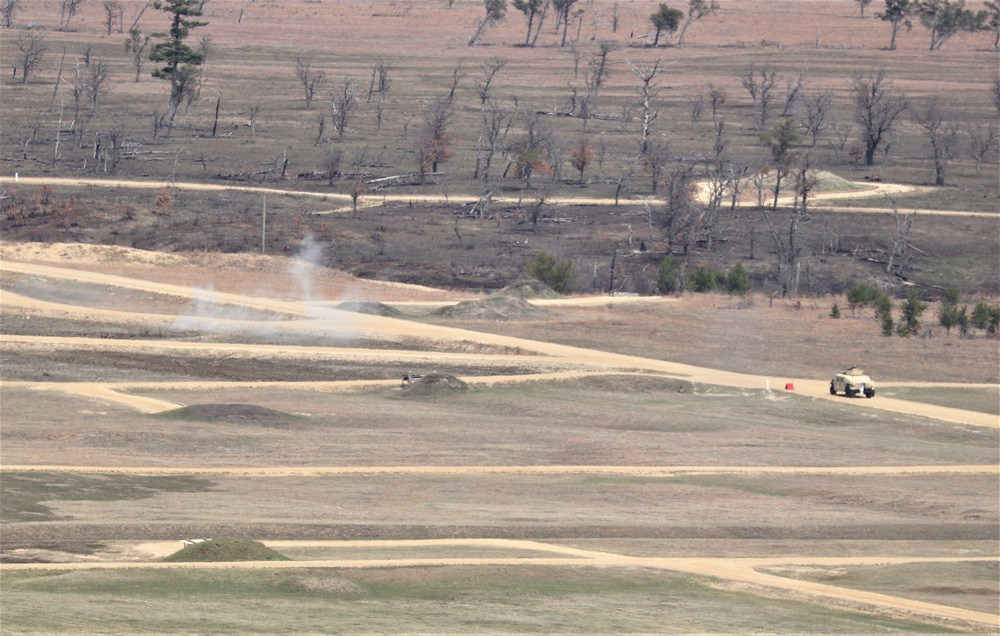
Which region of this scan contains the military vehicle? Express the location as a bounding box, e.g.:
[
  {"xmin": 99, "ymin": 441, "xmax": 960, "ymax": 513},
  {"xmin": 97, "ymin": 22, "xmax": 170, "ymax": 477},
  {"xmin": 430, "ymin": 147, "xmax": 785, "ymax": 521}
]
[{"xmin": 830, "ymin": 366, "xmax": 875, "ymax": 398}]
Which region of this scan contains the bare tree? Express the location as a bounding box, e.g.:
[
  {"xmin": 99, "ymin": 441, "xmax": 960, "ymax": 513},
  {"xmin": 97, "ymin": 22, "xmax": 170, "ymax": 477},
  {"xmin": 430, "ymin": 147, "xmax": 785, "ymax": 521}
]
[
  {"xmin": 511, "ymin": 110, "xmax": 554, "ymax": 192},
  {"xmin": 707, "ymin": 84, "xmax": 726, "ymax": 123},
  {"xmin": 15, "ymin": 121, "xmax": 40, "ymax": 160},
  {"xmin": 801, "ymin": 90, "xmax": 833, "ymax": 147},
  {"xmin": 476, "ymin": 97, "xmax": 515, "ymax": 182},
  {"xmin": 104, "ymin": 122, "xmax": 127, "ymax": 174},
  {"xmin": 446, "ymin": 63, "xmax": 463, "ymax": 104},
  {"xmin": 1, "ymin": 0, "xmax": 20, "ymax": 28},
  {"xmin": 476, "ymin": 57, "xmax": 507, "ymax": 109},
  {"xmin": 781, "ymin": 67, "xmax": 807, "ymax": 118},
  {"xmin": 912, "ymin": 98, "xmax": 958, "ymax": 185},
  {"xmin": 331, "ymin": 77, "xmax": 356, "ymax": 138},
  {"xmin": 584, "ymin": 40, "xmax": 617, "ymax": 115},
  {"xmin": 246, "ymin": 102, "xmax": 263, "ymax": 138},
  {"xmin": 366, "ymin": 60, "xmax": 391, "ymax": 103},
  {"xmin": 416, "ymin": 98, "xmax": 454, "ymax": 181},
  {"xmin": 124, "ymin": 28, "xmax": 149, "ymax": 82},
  {"xmin": 322, "ymin": 147, "xmax": 342, "ymax": 186},
  {"xmin": 103, "ymin": 1, "xmax": 122, "ymax": 34},
  {"xmin": 87, "ymin": 59, "xmax": 112, "ymax": 112},
  {"xmin": 739, "ymin": 63, "xmax": 779, "ymax": 128},
  {"xmin": 852, "ymin": 69, "xmax": 908, "ymax": 166},
  {"xmin": 968, "ymin": 121, "xmax": 997, "ymax": 177},
  {"xmin": 60, "ymin": 0, "xmax": 86, "ymax": 29},
  {"xmin": 884, "ymin": 195, "xmax": 915, "ymax": 275},
  {"xmin": 627, "ymin": 58, "xmax": 668, "ymax": 154},
  {"xmin": 569, "ymin": 138, "xmax": 592, "ymax": 181},
  {"xmin": 15, "ymin": 32, "xmax": 47, "ymax": 84},
  {"xmin": 295, "ymin": 56, "xmax": 325, "ymax": 109}
]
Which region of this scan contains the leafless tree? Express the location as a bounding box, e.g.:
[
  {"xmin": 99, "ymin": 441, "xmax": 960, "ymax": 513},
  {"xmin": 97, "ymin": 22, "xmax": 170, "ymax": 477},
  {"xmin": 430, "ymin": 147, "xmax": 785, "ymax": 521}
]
[
  {"xmin": 511, "ymin": 109, "xmax": 554, "ymax": 192},
  {"xmin": 912, "ymin": 98, "xmax": 958, "ymax": 185},
  {"xmin": 968, "ymin": 121, "xmax": 997, "ymax": 177},
  {"xmin": 476, "ymin": 57, "xmax": 507, "ymax": 109},
  {"xmin": 15, "ymin": 121, "xmax": 40, "ymax": 159},
  {"xmin": 800, "ymin": 90, "xmax": 833, "ymax": 147},
  {"xmin": 15, "ymin": 32, "xmax": 47, "ymax": 84},
  {"xmin": 739, "ymin": 63, "xmax": 779, "ymax": 128},
  {"xmin": 124, "ymin": 28, "xmax": 149, "ymax": 82},
  {"xmin": 246, "ymin": 102, "xmax": 263, "ymax": 138},
  {"xmin": 322, "ymin": 147, "xmax": 342, "ymax": 186},
  {"xmin": 446, "ymin": 63, "xmax": 463, "ymax": 104},
  {"xmin": 475, "ymin": 97, "xmax": 516, "ymax": 182},
  {"xmin": 416, "ymin": 98, "xmax": 454, "ymax": 181},
  {"xmin": 661, "ymin": 160, "xmax": 701, "ymax": 257},
  {"xmin": 585, "ymin": 40, "xmax": 617, "ymax": 111},
  {"xmin": 60, "ymin": 0, "xmax": 86, "ymax": 30},
  {"xmin": 707, "ymin": 84, "xmax": 726, "ymax": 123},
  {"xmin": 198, "ymin": 35, "xmax": 214, "ymax": 62},
  {"xmin": 781, "ymin": 67, "xmax": 807, "ymax": 118},
  {"xmin": 852, "ymin": 69, "xmax": 908, "ymax": 166},
  {"xmin": 87, "ymin": 59, "xmax": 112, "ymax": 112},
  {"xmin": 627, "ymin": 58, "xmax": 669, "ymax": 154},
  {"xmin": 313, "ymin": 113, "xmax": 327, "ymax": 145},
  {"xmin": 103, "ymin": 1, "xmax": 123, "ymax": 34},
  {"xmin": 104, "ymin": 122, "xmax": 127, "ymax": 174},
  {"xmin": 1, "ymin": 0, "xmax": 20, "ymax": 28},
  {"xmin": 366, "ymin": 60, "xmax": 391, "ymax": 103},
  {"xmin": 295, "ymin": 56, "xmax": 325, "ymax": 109},
  {"xmin": 331, "ymin": 77, "xmax": 356, "ymax": 138},
  {"xmin": 884, "ymin": 195, "xmax": 915, "ymax": 275}
]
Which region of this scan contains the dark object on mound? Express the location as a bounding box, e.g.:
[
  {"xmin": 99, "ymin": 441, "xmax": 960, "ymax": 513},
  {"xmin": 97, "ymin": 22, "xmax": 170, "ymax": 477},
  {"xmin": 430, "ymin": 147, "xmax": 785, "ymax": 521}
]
[
  {"xmin": 398, "ymin": 372, "xmax": 469, "ymax": 397},
  {"xmin": 162, "ymin": 538, "xmax": 290, "ymax": 562},
  {"xmin": 158, "ymin": 404, "xmax": 299, "ymax": 428},
  {"xmin": 335, "ymin": 301, "xmax": 403, "ymax": 317}
]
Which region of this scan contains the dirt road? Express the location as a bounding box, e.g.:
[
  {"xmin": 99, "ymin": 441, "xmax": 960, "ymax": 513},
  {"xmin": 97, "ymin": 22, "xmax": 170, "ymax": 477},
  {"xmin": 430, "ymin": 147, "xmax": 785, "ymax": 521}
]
[
  {"xmin": 2, "ymin": 247, "xmax": 997, "ymax": 631},
  {"xmin": 3, "ymin": 175, "xmax": 995, "ymax": 218},
  {"xmin": 4, "ymin": 538, "xmax": 996, "ymax": 629},
  {"xmin": 3, "ymin": 260, "xmax": 996, "ymax": 427}
]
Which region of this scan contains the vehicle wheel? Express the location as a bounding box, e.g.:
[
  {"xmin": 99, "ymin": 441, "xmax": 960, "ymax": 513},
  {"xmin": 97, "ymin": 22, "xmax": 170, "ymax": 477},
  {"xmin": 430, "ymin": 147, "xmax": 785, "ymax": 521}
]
[
  {"xmin": 864, "ymin": 389, "xmax": 875, "ymax": 398},
  {"xmin": 844, "ymin": 387, "xmax": 856, "ymax": 398},
  {"xmin": 829, "ymin": 383, "xmax": 837, "ymax": 395}
]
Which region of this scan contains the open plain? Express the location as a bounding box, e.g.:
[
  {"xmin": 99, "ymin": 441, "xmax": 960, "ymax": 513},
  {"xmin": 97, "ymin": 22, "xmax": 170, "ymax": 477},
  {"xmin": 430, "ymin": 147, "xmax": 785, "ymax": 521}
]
[
  {"xmin": 1, "ymin": 240, "xmax": 998, "ymax": 633},
  {"xmin": 2, "ymin": 0, "xmax": 1000, "ymax": 633}
]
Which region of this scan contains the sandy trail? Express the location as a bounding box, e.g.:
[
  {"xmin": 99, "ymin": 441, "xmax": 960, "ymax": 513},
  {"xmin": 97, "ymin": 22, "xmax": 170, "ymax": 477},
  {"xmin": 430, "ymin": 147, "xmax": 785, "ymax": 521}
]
[
  {"xmin": 4, "ymin": 538, "xmax": 996, "ymax": 629},
  {"xmin": 3, "ymin": 245, "xmax": 998, "ymax": 631},
  {"xmin": 2, "ymin": 175, "xmax": 994, "ymax": 218},
  {"xmin": 3, "ymin": 260, "xmax": 997, "ymax": 428},
  {"xmin": 3, "ymin": 464, "xmax": 994, "ymax": 477}
]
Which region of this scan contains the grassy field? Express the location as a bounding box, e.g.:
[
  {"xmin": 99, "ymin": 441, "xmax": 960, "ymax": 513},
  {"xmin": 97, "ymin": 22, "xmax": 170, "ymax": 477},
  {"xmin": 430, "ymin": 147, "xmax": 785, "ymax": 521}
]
[
  {"xmin": 1, "ymin": 1, "xmax": 998, "ymax": 632},
  {"xmin": 2, "ymin": 565, "xmax": 969, "ymax": 634}
]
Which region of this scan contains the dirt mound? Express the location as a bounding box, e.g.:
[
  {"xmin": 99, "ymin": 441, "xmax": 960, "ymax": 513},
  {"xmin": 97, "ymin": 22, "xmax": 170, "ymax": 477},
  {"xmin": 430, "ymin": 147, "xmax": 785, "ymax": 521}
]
[
  {"xmin": 336, "ymin": 301, "xmax": 404, "ymax": 318},
  {"xmin": 162, "ymin": 539, "xmax": 289, "ymax": 562},
  {"xmin": 433, "ymin": 296, "xmax": 542, "ymax": 322},
  {"xmin": 490, "ymin": 279, "xmax": 562, "ymax": 300},
  {"xmin": 398, "ymin": 372, "xmax": 469, "ymax": 397},
  {"xmin": 157, "ymin": 404, "xmax": 300, "ymax": 428}
]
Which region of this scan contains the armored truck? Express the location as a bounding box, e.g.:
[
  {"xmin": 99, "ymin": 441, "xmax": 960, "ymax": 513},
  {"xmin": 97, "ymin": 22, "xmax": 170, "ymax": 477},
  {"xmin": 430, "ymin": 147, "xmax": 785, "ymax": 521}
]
[{"xmin": 830, "ymin": 366, "xmax": 875, "ymax": 398}]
